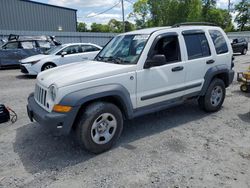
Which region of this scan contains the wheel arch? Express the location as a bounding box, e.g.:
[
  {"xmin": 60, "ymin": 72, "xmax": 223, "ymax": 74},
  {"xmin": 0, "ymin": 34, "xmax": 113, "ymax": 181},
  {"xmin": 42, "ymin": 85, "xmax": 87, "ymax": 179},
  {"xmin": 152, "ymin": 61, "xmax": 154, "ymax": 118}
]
[
  {"xmin": 200, "ymin": 65, "xmax": 232, "ymax": 96},
  {"xmin": 41, "ymin": 62, "xmax": 56, "ymax": 71},
  {"xmin": 60, "ymin": 84, "xmax": 134, "ymax": 124}
]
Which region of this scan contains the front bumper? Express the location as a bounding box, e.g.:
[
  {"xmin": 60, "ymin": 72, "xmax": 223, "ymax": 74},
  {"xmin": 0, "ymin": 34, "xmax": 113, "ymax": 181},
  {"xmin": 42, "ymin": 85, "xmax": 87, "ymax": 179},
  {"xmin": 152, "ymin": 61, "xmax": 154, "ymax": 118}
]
[
  {"xmin": 27, "ymin": 93, "xmax": 79, "ymax": 135},
  {"xmin": 20, "ymin": 64, "xmax": 38, "ymax": 75}
]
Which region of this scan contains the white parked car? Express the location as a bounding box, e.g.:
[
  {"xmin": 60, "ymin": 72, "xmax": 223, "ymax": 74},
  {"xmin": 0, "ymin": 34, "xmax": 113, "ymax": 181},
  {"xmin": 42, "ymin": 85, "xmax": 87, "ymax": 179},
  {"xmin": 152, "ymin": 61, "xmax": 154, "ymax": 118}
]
[{"xmin": 20, "ymin": 43, "xmax": 102, "ymax": 75}]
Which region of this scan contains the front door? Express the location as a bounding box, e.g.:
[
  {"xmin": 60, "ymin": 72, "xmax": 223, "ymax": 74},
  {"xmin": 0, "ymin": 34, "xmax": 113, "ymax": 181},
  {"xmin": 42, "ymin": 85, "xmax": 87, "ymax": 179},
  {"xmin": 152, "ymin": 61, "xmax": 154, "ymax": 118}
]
[
  {"xmin": 58, "ymin": 45, "xmax": 82, "ymax": 65},
  {"xmin": 0, "ymin": 41, "xmax": 22, "ymax": 66},
  {"xmin": 136, "ymin": 34, "xmax": 186, "ymax": 108}
]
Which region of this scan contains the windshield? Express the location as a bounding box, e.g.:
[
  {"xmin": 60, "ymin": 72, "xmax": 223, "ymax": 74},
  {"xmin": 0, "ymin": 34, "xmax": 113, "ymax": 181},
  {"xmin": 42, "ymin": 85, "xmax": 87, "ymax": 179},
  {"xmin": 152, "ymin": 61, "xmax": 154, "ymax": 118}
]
[
  {"xmin": 95, "ymin": 34, "xmax": 149, "ymax": 64},
  {"xmin": 44, "ymin": 45, "xmax": 64, "ymax": 55}
]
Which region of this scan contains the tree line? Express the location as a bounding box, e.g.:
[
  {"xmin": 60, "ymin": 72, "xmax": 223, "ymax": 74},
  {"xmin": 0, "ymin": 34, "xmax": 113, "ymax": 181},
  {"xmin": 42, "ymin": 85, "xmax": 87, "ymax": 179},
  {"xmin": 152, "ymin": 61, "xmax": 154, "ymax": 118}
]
[{"xmin": 77, "ymin": 0, "xmax": 250, "ymax": 33}]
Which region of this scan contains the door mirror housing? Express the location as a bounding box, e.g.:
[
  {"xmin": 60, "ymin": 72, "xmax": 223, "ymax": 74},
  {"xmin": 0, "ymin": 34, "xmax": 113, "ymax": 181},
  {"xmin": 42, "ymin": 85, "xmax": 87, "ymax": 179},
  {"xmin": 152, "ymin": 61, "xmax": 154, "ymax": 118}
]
[
  {"xmin": 144, "ymin": 54, "xmax": 166, "ymax": 69},
  {"xmin": 61, "ymin": 51, "xmax": 67, "ymax": 57},
  {"xmin": 232, "ymin": 39, "xmax": 238, "ymax": 44}
]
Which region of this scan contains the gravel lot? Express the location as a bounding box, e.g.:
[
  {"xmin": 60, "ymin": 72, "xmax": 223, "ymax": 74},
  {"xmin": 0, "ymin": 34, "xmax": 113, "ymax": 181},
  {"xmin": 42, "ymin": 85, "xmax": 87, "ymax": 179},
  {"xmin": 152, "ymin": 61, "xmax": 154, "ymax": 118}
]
[{"xmin": 0, "ymin": 53, "xmax": 249, "ymax": 188}]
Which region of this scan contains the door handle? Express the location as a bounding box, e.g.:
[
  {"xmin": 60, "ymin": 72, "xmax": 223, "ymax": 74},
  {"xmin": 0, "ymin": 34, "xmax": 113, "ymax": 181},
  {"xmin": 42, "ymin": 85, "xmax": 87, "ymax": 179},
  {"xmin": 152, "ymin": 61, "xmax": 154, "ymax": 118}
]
[
  {"xmin": 206, "ymin": 59, "xmax": 215, "ymax": 64},
  {"xmin": 172, "ymin": 66, "xmax": 184, "ymax": 72}
]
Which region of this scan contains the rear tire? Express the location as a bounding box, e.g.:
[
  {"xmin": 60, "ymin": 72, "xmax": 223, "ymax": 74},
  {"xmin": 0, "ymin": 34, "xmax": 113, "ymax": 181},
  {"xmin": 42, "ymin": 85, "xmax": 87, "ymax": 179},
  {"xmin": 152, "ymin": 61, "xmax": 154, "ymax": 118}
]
[
  {"xmin": 198, "ymin": 78, "xmax": 225, "ymax": 112},
  {"xmin": 41, "ymin": 63, "xmax": 56, "ymax": 71},
  {"xmin": 75, "ymin": 102, "xmax": 123, "ymax": 154},
  {"xmin": 241, "ymin": 48, "xmax": 247, "ymax": 55}
]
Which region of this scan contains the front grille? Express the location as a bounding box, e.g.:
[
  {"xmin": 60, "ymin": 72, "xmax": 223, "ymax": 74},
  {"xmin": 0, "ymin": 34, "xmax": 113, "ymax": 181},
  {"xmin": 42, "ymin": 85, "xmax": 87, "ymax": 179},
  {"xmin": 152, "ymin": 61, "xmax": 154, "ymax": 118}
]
[{"xmin": 35, "ymin": 84, "xmax": 47, "ymax": 107}]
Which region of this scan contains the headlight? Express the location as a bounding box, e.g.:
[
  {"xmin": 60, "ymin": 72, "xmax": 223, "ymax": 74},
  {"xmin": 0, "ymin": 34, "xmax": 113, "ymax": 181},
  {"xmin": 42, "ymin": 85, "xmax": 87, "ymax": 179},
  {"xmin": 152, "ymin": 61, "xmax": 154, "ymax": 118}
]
[
  {"xmin": 30, "ymin": 60, "xmax": 39, "ymax": 65},
  {"xmin": 20, "ymin": 60, "xmax": 39, "ymax": 65},
  {"xmin": 49, "ymin": 84, "xmax": 57, "ymax": 101}
]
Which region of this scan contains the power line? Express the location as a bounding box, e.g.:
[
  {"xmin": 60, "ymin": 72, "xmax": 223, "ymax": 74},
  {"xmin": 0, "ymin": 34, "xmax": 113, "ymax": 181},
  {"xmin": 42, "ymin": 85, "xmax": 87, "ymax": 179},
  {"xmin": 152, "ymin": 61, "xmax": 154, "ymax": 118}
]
[
  {"xmin": 86, "ymin": 1, "xmax": 121, "ymax": 18},
  {"xmin": 124, "ymin": 0, "xmax": 134, "ymax": 4}
]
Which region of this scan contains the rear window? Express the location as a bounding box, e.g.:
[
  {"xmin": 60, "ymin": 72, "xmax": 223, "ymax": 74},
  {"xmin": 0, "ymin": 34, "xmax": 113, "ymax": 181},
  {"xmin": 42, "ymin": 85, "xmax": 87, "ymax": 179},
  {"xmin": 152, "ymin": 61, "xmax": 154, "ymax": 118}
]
[
  {"xmin": 209, "ymin": 30, "xmax": 228, "ymax": 54},
  {"xmin": 184, "ymin": 33, "xmax": 211, "ymax": 60},
  {"xmin": 3, "ymin": 42, "xmax": 19, "ymax": 49}
]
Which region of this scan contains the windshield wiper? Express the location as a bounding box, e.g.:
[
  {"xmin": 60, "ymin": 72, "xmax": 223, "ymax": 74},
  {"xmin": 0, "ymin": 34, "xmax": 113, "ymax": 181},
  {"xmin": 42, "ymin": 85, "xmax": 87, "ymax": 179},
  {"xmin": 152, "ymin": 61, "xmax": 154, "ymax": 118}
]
[
  {"xmin": 96, "ymin": 55, "xmax": 130, "ymax": 64},
  {"xmin": 107, "ymin": 56, "xmax": 122, "ymax": 64}
]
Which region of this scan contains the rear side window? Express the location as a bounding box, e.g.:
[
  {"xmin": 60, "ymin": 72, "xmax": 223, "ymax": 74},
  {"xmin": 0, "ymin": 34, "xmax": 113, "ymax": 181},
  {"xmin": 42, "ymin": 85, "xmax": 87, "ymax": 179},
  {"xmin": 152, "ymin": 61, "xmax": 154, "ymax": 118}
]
[
  {"xmin": 209, "ymin": 30, "xmax": 228, "ymax": 54},
  {"xmin": 21, "ymin": 41, "xmax": 36, "ymax": 49},
  {"xmin": 184, "ymin": 33, "xmax": 211, "ymax": 60},
  {"xmin": 82, "ymin": 45, "xmax": 100, "ymax": 52}
]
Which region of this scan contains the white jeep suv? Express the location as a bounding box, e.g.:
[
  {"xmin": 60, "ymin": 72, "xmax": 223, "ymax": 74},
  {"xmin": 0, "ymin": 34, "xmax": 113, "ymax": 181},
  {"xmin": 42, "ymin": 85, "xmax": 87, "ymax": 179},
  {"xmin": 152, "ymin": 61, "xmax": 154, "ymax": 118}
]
[{"xmin": 27, "ymin": 24, "xmax": 234, "ymax": 153}]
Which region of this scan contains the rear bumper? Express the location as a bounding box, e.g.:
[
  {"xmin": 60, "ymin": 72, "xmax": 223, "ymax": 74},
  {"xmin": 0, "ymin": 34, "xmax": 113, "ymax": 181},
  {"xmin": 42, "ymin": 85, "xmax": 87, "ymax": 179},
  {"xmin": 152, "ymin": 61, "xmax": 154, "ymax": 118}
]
[
  {"xmin": 27, "ymin": 93, "xmax": 79, "ymax": 135},
  {"xmin": 228, "ymin": 69, "xmax": 235, "ymax": 85}
]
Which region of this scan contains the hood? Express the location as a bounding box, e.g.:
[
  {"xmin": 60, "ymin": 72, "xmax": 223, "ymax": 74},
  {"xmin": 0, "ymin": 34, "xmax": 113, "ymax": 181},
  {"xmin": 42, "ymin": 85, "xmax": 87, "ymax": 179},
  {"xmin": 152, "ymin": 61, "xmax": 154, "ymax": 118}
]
[
  {"xmin": 37, "ymin": 61, "xmax": 136, "ymax": 88},
  {"xmin": 20, "ymin": 54, "xmax": 51, "ymax": 63}
]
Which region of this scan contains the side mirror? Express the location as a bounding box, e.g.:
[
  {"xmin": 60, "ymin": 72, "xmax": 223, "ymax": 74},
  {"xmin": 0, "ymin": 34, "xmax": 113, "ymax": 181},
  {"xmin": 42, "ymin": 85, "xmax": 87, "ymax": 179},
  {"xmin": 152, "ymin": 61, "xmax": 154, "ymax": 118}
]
[
  {"xmin": 233, "ymin": 39, "xmax": 238, "ymax": 44},
  {"xmin": 61, "ymin": 51, "xmax": 67, "ymax": 57},
  {"xmin": 144, "ymin": 54, "xmax": 166, "ymax": 69}
]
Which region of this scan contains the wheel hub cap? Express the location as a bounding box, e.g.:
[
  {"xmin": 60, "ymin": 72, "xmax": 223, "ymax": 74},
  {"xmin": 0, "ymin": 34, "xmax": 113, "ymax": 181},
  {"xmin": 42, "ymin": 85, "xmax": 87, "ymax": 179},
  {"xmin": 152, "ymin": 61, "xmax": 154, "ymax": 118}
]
[
  {"xmin": 91, "ymin": 113, "xmax": 117, "ymax": 145},
  {"xmin": 210, "ymin": 86, "xmax": 223, "ymax": 107}
]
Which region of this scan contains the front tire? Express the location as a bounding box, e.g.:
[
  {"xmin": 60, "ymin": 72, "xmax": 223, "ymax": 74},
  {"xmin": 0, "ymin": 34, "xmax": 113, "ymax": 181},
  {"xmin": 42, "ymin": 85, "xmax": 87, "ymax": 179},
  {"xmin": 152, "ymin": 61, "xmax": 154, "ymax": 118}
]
[
  {"xmin": 198, "ymin": 78, "xmax": 226, "ymax": 112},
  {"xmin": 41, "ymin": 63, "xmax": 56, "ymax": 71},
  {"xmin": 76, "ymin": 102, "xmax": 123, "ymax": 154}
]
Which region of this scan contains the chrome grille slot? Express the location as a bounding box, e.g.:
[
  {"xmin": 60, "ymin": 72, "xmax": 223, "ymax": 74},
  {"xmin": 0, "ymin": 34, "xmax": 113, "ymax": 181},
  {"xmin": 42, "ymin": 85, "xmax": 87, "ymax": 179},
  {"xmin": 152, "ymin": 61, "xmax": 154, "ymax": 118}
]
[{"xmin": 34, "ymin": 84, "xmax": 48, "ymax": 108}]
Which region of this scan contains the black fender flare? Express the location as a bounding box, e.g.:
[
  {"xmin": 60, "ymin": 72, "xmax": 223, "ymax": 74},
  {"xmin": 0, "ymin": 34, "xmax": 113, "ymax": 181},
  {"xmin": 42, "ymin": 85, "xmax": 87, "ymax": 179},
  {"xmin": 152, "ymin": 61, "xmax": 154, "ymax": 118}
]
[
  {"xmin": 200, "ymin": 65, "xmax": 233, "ymax": 96},
  {"xmin": 59, "ymin": 84, "xmax": 134, "ymax": 119}
]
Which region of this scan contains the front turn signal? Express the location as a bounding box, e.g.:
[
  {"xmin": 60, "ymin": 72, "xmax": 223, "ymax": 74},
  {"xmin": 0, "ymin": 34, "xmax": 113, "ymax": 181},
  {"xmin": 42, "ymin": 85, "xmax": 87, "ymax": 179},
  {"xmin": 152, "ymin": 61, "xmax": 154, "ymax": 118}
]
[{"xmin": 53, "ymin": 105, "xmax": 72, "ymax": 113}]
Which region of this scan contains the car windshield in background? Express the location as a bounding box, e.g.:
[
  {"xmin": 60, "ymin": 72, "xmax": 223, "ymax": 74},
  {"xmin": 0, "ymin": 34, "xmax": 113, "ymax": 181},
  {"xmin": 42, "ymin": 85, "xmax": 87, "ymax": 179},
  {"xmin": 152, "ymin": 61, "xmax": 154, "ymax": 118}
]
[
  {"xmin": 44, "ymin": 45, "xmax": 64, "ymax": 55},
  {"xmin": 95, "ymin": 34, "xmax": 149, "ymax": 65}
]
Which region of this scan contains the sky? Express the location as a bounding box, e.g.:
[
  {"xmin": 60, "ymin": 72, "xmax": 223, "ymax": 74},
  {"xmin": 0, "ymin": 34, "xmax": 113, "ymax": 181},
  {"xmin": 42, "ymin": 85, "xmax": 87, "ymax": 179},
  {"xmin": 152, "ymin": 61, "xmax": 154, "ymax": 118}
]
[{"xmin": 33, "ymin": 0, "xmax": 239, "ymax": 26}]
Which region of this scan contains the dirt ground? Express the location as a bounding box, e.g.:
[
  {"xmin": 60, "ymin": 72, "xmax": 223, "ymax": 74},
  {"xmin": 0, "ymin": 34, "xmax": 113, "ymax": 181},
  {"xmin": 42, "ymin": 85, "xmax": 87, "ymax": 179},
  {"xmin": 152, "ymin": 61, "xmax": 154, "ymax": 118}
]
[{"xmin": 0, "ymin": 52, "xmax": 249, "ymax": 188}]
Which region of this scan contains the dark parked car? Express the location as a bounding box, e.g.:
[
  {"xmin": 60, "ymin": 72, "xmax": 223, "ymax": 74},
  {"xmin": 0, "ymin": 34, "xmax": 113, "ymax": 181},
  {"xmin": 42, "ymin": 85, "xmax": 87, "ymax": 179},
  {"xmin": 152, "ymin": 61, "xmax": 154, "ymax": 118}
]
[
  {"xmin": 231, "ymin": 38, "xmax": 248, "ymax": 55},
  {"xmin": 0, "ymin": 34, "xmax": 61, "ymax": 68}
]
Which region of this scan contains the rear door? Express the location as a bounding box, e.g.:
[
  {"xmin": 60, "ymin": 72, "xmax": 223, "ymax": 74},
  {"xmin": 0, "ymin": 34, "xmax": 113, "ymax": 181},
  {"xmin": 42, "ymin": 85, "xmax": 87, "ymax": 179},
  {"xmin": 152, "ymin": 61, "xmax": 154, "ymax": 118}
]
[
  {"xmin": 182, "ymin": 30, "xmax": 213, "ymax": 95},
  {"xmin": 208, "ymin": 29, "xmax": 231, "ymax": 67},
  {"xmin": 20, "ymin": 41, "xmax": 39, "ymax": 58},
  {"xmin": 81, "ymin": 45, "xmax": 101, "ymax": 60}
]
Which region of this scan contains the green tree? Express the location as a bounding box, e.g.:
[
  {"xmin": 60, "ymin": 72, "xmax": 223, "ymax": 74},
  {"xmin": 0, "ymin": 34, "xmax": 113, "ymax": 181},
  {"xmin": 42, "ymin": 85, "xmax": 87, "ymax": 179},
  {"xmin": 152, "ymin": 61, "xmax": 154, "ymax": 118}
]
[
  {"xmin": 147, "ymin": 0, "xmax": 202, "ymax": 26},
  {"xmin": 90, "ymin": 23, "xmax": 106, "ymax": 32},
  {"xmin": 125, "ymin": 21, "xmax": 136, "ymax": 32},
  {"xmin": 206, "ymin": 8, "xmax": 233, "ymax": 31},
  {"xmin": 202, "ymin": 0, "xmax": 216, "ymax": 20},
  {"xmin": 234, "ymin": 0, "xmax": 250, "ymax": 31},
  {"xmin": 129, "ymin": 0, "xmax": 150, "ymax": 29},
  {"xmin": 108, "ymin": 19, "xmax": 122, "ymax": 32},
  {"xmin": 77, "ymin": 22, "xmax": 88, "ymax": 32}
]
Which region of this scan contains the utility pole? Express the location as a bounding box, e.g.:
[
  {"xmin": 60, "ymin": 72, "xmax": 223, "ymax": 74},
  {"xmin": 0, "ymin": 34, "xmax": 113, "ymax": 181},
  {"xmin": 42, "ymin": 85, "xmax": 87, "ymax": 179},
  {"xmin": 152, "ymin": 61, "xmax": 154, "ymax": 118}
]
[{"xmin": 121, "ymin": 0, "xmax": 125, "ymax": 32}]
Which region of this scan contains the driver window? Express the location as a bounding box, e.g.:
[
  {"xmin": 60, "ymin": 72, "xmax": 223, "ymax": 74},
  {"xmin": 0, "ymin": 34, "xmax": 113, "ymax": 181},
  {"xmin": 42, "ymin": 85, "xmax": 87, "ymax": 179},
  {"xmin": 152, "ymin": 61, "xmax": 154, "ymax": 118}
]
[
  {"xmin": 61, "ymin": 45, "xmax": 80, "ymax": 55},
  {"xmin": 152, "ymin": 36, "xmax": 181, "ymax": 63}
]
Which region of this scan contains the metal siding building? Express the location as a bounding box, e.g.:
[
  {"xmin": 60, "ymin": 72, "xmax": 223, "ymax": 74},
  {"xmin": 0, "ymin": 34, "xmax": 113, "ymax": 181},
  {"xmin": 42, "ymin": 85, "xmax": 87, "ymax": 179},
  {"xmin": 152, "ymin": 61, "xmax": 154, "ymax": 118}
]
[{"xmin": 0, "ymin": 0, "xmax": 77, "ymax": 32}]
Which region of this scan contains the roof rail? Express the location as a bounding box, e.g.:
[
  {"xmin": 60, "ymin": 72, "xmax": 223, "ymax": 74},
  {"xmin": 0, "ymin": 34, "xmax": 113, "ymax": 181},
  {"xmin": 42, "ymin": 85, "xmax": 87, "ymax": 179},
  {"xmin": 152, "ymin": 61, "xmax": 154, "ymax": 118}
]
[{"xmin": 172, "ymin": 22, "xmax": 217, "ymax": 27}]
